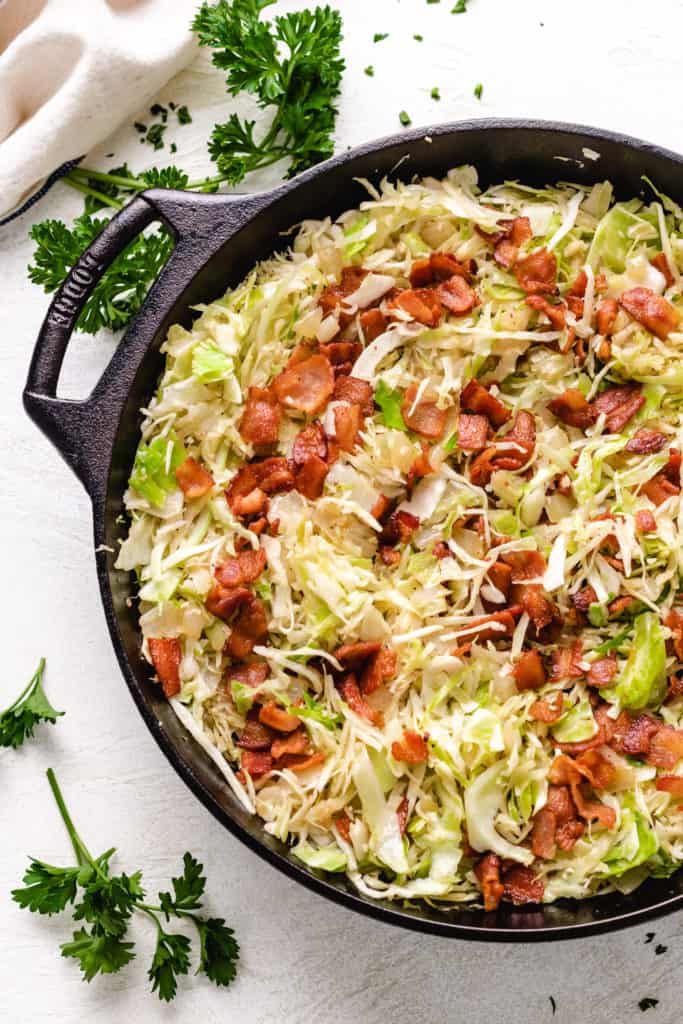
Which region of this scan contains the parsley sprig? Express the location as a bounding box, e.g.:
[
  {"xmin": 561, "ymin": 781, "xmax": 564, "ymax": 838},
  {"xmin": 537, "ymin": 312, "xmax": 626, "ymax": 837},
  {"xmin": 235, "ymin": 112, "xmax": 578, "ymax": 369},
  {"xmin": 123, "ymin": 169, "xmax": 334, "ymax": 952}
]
[
  {"xmin": 12, "ymin": 769, "xmax": 239, "ymax": 1002},
  {"xmin": 192, "ymin": 0, "xmax": 344, "ymax": 183},
  {"xmin": 0, "ymin": 659, "xmax": 62, "ymax": 748}
]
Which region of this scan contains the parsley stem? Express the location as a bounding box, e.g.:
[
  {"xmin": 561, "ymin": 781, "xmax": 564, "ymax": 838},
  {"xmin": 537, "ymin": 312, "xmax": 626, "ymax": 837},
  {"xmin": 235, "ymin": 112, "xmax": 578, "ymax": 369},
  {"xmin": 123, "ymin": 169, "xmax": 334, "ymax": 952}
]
[
  {"xmin": 46, "ymin": 768, "xmax": 94, "ymax": 869},
  {"xmin": 62, "ymin": 175, "xmax": 125, "ymax": 211},
  {"xmin": 5, "ymin": 657, "xmax": 45, "ymax": 713}
]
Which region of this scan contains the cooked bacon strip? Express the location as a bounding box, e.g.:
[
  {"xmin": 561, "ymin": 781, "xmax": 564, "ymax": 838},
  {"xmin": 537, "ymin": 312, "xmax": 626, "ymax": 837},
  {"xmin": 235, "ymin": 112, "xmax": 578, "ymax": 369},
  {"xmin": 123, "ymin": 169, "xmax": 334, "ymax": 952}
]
[
  {"xmin": 529, "ymin": 692, "xmax": 564, "ymax": 723},
  {"xmin": 547, "ymin": 388, "xmax": 596, "ymax": 429},
  {"xmin": 334, "ymin": 403, "xmax": 361, "ymax": 452},
  {"xmin": 370, "ymin": 494, "xmax": 392, "ymax": 522},
  {"xmin": 514, "ymin": 247, "xmax": 557, "ymax": 294},
  {"xmin": 333, "ymin": 374, "xmax": 374, "ymax": 416},
  {"xmin": 626, "ymin": 429, "xmax": 667, "ymax": 455},
  {"xmin": 642, "ymin": 472, "xmax": 681, "ymax": 506},
  {"xmin": 587, "ymin": 654, "xmax": 617, "ymax": 689},
  {"xmin": 292, "ymin": 421, "xmax": 327, "ymax": 463},
  {"xmin": 290, "ymin": 421, "xmax": 330, "ymax": 499},
  {"xmin": 334, "ymin": 641, "xmax": 382, "ymax": 668},
  {"xmin": 647, "ymin": 725, "xmax": 683, "ymax": 769},
  {"xmin": 550, "ymin": 640, "xmax": 584, "ymax": 681},
  {"xmin": 546, "ymin": 784, "xmax": 576, "ymax": 823},
  {"xmin": 406, "ymin": 445, "xmax": 433, "ymax": 494},
  {"xmin": 592, "ymin": 385, "xmax": 645, "ymax": 433},
  {"xmin": 474, "ymin": 853, "xmax": 504, "ymax": 912},
  {"xmin": 595, "ymin": 297, "xmax": 619, "ymax": 336},
  {"xmin": 361, "ymin": 645, "xmax": 397, "ymax": 694},
  {"xmin": 513, "ymin": 584, "xmax": 561, "ymax": 637},
  {"xmin": 666, "ymin": 675, "xmax": 683, "ymax": 703},
  {"xmin": 259, "ymin": 701, "xmax": 301, "ymax": 733},
  {"xmin": 239, "ymin": 387, "xmax": 281, "ymax": 447},
  {"xmin": 507, "ymin": 409, "xmax": 536, "ymax": 455},
  {"xmin": 457, "ymin": 413, "xmax": 489, "ymax": 451},
  {"xmin": 458, "ymin": 607, "xmax": 521, "ymax": 646},
  {"xmin": 396, "ymin": 796, "xmax": 409, "ymax": 836},
  {"xmin": 226, "ymin": 457, "xmax": 294, "ymax": 516},
  {"xmin": 655, "ymin": 775, "xmax": 683, "ymax": 800},
  {"xmin": 461, "ymin": 379, "xmax": 511, "ymax": 428},
  {"xmin": 525, "ymin": 294, "xmax": 567, "ymax": 330},
  {"xmin": 401, "ymin": 384, "xmax": 447, "ymax": 439},
  {"xmin": 503, "ymin": 866, "xmax": 544, "ymax": 905},
  {"xmin": 500, "ymin": 550, "xmax": 546, "ymax": 582},
  {"xmin": 272, "ymin": 353, "xmax": 335, "ymax": 415},
  {"xmin": 619, "ymin": 286, "xmax": 681, "ymax": 340},
  {"xmin": 206, "ymin": 584, "xmax": 251, "ymax": 621},
  {"xmin": 237, "ymin": 711, "xmax": 275, "ymax": 751},
  {"xmin": 389, "ymin": 287, "xmax": 443, "ymax": 327},
  {"xmin": 651, "ymin": 252, "xmax": 675, "ymax": 288},
  {"xmin": 531, "ymin": 807, "xmax": 557, "ymax": 859},
  {"xmin": 435, "ymin": 274, "xmax": 478, "ymax": 315},
  {"xmin": 486, "ymin": 561, "xmax": 512, "ymax": 602},
  {"xmin": 215, "ymin": 548, "xmax": 266, "ymax": 589},
  {"xmin": 513, "ymin": 649, "xmax": 547, "ymax": 691},
  {"xmin": 218, "ymin": 593, "xmax": 268, "ymax": 660},
  {"xmin": 575, "ymin": 748, "xmax": 615, "ymax": 790},
  {"xmin": 225, "ymin": 661, "xmax": 269, "ymax": 691},
  {"xmin": 148, "ymin": 637, "xmax": 182, "ymax": 698},
  {"xmin": 336, "ymin": 673, "xmax": 382, "ymax": 726},
  {"xmin": 391, "ymin": 730, "xmax": 428, "ymax": 764},
  {"xmin": 271, "ymin": 728, "xmax": 309, "ymax": 760},
  {"xmin": 409, "ymin": 251, "xmax": 471, "ymax": 287},
  {"xmin": 549, "ymin": 755, "xmax": 616, "ymax": 828},
  {"xmin": 175, "ymin": 458, "xmax": 214, "ymax": 499},
  {"xmin": 359, "ymin": 308, "xmax": 388, "ymax": 343},
  {"xmin": 320, "ymin": 340, "xmax": 362, "ymax": 367},
  {"xmin": 556, "ymin": 819, "xmax": 585, "ymax": 851},
  {"xmin": 278, "ymin": 751, "xmax": 326, "ymax": 772},
  {"xmin": 240, "ymin": 750, "xmax": 273, "ymax": 778},
  {"xmin": 492, "ymin": 217, "xmax": 532, "ymax": 268}
]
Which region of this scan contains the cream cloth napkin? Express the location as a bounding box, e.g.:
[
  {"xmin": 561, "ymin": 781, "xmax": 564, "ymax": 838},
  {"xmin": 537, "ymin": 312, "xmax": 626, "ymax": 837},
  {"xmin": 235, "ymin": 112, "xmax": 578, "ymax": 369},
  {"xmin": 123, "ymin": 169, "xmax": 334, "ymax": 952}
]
[{"xmin": 0, "ymin": 0, "xmax": 199, "ymax": 220}]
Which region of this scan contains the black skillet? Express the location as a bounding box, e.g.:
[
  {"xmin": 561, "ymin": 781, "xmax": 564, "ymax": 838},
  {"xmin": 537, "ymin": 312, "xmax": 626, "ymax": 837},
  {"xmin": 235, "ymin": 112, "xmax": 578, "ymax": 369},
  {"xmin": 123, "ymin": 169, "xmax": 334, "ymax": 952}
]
[{"xmin": 23, "ymin": 119, "xmax": 683, "ymax": 940}]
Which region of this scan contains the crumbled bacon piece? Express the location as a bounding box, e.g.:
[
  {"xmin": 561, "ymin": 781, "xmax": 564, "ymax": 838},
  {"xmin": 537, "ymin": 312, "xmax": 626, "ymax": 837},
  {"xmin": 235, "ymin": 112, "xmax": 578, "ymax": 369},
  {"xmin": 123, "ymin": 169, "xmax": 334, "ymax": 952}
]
[
  {"xmin": 575, "ymin": 748, "xmax": 615, "ymax": 789},
  {"xmin": 647, "ymin": 725, "xmax": 683, "ymax": 769},
  {"xmin": 635, "ymin": 509, "xmax": 657, "ymax": 533},
  {"xmin": 319, "ymin": 266, "xmax": 368, "ymax": 325},
  {"xmin": 626, "ymin": 429, "xmax": 667, "ymax": 456},
  {"xmin": 572, "ymin": 585, "xmax": 597, "ymax": 614},
  {"xmin": 513, "ymin": 584, "xmax": 562, "ymax": 637},
  {"xmin": 432, "ymin": 540, "xmax": 451, "ymax": 559},
  {"xmin": 587, "ymin": 655, "xmax": 618, "ymax": 689},
  {"xmin": 259, "ymin": 701, "xmax": 301, "ymax": 733},
  {"xmin": 458, "ymin": 607, "xmax": 521, "ymax": 646},
  {"xmin": 215, "ymin": 548, "xmax": 267, "ymax": 589},
  {"xmin": 336, "ymin": 673, "xmax": 382, "ymax": 726},
  {"xmin": 546, "ymin": 784, "xmax": 575, "ymax": 823},
  {"xmin": 668, "ymin": 609, "xmax": 683, "ymax": 660},
  {"xmin": 240, "ymin": 750, "xmax": 273, "ymax": 778},
  {"xmin": 457, "ymin": 413, "xmax": 489, "ymax": 451},
  {"xmin": 223, "ymin": 594, "xmax": 268, "ymax": 660},
  {"xmin": 568, "ymin": 269, "xmax": 588, "ymax": 298},
  {"xmin": 379, "ymin": 545, "xmax": 401, "ymax": 566},
  {"xmin": 370, "ymin": 494, "xmax": 392, "ymax": 522},
  {"xmin": 239, "ymin": 387, "xmax": 281, "ymax": 447},
  {"xmin": 409, "ymin": 251, "xmax": 471, "ymax": 287},
  {"xmin": 380, "ymin": 510, "xmax": 420, "ymax": 546},
  {"xmin": 401, "ymin": 384, "xmax": 447, "ymax": 439},
  {"xmin": 513, "ymin": 649, "xmax": 547, "ymax": 691},
  {"xmin": 530, "ymin": 807, "xmax": 557, "ymax": 859},
  {"xmin": 549, "ymin": 754, "xmax": 616, "ymax": 828},
  {"xmin": 514, "ymin": 247, "xmax": 558, "ymax": 294},
  {"xmin": 529, "ymin": 692, "xmax": 564, "ymax": 723},
  {"xmin": 406, "ymin": 445, "xmax": 433, "ymax": 494},
  {"xmin": 655, "ymin": 775, "xmax": 683, "ymax": 799},
  {"xmin": 474, "ymin": 853, "xmax": 504, "ymax": 912},
  {"xmin": 556, "ymin": 818, "xmax": 586, "ymax": 850},
  {"xmin": 148, "ymin": 637, "xmax": 182, "ymax": 698},
  {"xmin": 507, "ymin": 409, "xmax": 536, "ymax": 457},
  {"xmin": 651, "ymin": 252, "xmax": 675, "ymax": 288},
  {"xmin": 278, "ymin": 751, "xmax": 326, "ymax": 772},
  {"xmin": 461, "ymin": 379, "xmax": 511, "ymax": 428},
  {"xmin": 334, "ymin": 403, "xmax": 361, "ymax": 452},
  {"xmin": 550, "ymin": 640, "xmax": 584, "ymax": 681},
  {"xmin": 335, "ymin": 813, "xmax": 352, "ymax": 843},
  {"xmin": 271, "ymin": 728, "xmax": 309, "ymax": 760},
  {"xmin": 503, "ymin": 866, "xmax": 545, "ymax": 905},
  {"xmin": 390, "ymin": 287, "xmax": 443, "ymax": 326},
  {"xmin": 500, "ymin": 549, "xmax": 546, "ymax": 582},
  {"xmin": 334, "ymin": 641, "xmax": 382, "ymax": 668},
  {"xmin": 492, "ymin": 217, "xmax": 533, "ymax": 268},
  {"xmin": 333, "ymin": 375, "xmax": 374, "ymax": 416},
  {"xmin": 525, "ymin": 294, "xmax": 567, "ymax": 330},
  {"xmin": 290, "ymin": 421, "xmax": 330, "ymax": 499},
  {"xmin": 225, "ymin": 661, "xmax": 269, "ymax": 692},
  {"xmin": 359, "ymin": 308, "xmax": 387, "ymax": 343},
  {"xmin": 206, "ymin": 584, "xmax": 251, "ymax": 621},
  {"xmin": 595, "ymin": 298, "xmax": 619, "ymax": 336},
  {"xmin": 592, "ymin": 385, "xmax": 645, "ymax": 433},
  {"xmin": 435, "ymin": 274, "xmax": 478, "ymax": 315},
  {"xmin": 272, "ymin": 353, "xmax": 335, "ymax": 415},
  {"xmin": 226, "ymin": 457, "xmax": 294, "ymax": 516},
  {"xmin": 237, "ymin": 711, "xmax": 275, "ymax": 751},
  {"xmin": 396, "ymin": 797, "xmax": 410, "ymax": 836},
  {"xmin": 361, "ymin": 645, "xmax": 397, "ymax": 695},
  {"xmin": 547, "ymin": 388, "xmax": 596, "ymax": 429},
  {"xmin": 320, "ymin": 340, "xmax": 362, "ymax": 368},
  {"xmin": 486, "ymin": 561, "xmax": 512, "ymax": 602},
  {"xmin": 175, "ymin": 458, "xmax": 214, "ymax": 499},
  {"xmin": 619, "ymin": 286, "xmax": 681, "ymax": 340},
  {"xmin": 391, "ymin": 729, "xmax": 428, "ymax": 764},
  {"xmin": 642, "ymin": 473, "xmax": 681, "ymax": 506}
]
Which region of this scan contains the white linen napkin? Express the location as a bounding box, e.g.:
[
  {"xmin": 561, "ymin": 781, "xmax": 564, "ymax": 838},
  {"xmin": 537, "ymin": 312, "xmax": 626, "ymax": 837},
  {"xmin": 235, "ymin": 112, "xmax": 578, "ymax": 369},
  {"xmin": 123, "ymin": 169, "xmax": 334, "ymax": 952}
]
[{"xmin": 0, "ymin": 0, "xmax": 199, "ymax": 220}]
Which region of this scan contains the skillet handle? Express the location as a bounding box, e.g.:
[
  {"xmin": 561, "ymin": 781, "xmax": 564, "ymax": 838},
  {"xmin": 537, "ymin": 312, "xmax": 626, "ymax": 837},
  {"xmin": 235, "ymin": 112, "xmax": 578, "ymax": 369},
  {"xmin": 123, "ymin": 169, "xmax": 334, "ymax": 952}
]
[{"xmin": 23, "ymin": 188, "xmax": 263, "ymax": 504}]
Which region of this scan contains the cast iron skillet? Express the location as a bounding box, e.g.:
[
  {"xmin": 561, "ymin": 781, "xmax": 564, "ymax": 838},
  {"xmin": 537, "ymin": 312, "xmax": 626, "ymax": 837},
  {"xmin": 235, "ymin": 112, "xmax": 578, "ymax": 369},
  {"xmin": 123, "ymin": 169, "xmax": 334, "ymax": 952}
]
[{"xmin": 23, "ymin": 119, "xmax": 683, "ymax": 940}]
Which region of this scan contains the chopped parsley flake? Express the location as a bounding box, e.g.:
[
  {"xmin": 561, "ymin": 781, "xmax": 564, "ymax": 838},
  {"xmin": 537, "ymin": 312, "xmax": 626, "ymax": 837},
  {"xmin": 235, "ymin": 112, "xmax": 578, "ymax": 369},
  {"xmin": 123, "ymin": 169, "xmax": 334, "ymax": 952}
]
[
  {"xmin": 373, "ymin": 32, "xmax": 389, "ymax": 42},
  {"xmin": 474, "ymin": 82, "xmax": 483, "ymax": 100},
  {"xmin": 431, "ymin": 87, "xmax": 441, "ymax": 100},
  {"xmin": 399, "ymin": 110, "xmax": 412, "ymax": 127},
  {"xmin": 413, "ymin": 33, "xmax": 424, "ymax": 41},
  {"xmin": 177, "ymin": 105, "xmax": 192, "ymax": 125},
  {"xmin": 655, "ymin": 943, "xmax": 668, "ymax": 955},
  {"xmin": 452, "ymin": 0, "xmax": 467, "ymax": 10},
  {"xmin": 639, "ymin": 998, "xmax": 659, "ymax": 1012},
  {"xmin": 364, "ymin": 65, "xmax": 374, "ymax": 77}
]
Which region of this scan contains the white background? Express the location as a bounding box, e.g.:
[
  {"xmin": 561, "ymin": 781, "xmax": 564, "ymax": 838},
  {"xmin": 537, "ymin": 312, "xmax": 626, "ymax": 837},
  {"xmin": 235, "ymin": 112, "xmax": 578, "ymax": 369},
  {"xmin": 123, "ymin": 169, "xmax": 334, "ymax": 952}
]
[{"xmin": 1, "ymin": 1, "xmax": 682, "ymax": 1021}]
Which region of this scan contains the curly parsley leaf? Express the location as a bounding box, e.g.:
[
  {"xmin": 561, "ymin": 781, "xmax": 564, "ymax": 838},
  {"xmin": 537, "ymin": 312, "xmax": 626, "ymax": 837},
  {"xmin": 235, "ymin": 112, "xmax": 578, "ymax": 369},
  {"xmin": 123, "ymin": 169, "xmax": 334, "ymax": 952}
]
[
  {"xmin": 0, "ymin": 658, "xmax": 63, "ymax": 749},
  {"xmin": 13, "ymin": 770, "xmax": 239, "ymax": 1001},
  {"xmin": 375, "ymin": 379, "xmax": 407, "ymax": 431},
  {"xmin": 193, "ymin": 0, "xmax": 344, "ymax": 183}
]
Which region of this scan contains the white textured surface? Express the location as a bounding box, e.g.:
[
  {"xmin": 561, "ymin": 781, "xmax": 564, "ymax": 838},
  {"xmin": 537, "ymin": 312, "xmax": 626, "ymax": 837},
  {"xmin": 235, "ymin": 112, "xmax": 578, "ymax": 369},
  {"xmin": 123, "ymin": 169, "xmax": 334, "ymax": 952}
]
[{"xmin": 1, "ymin": 1, "xmax": 681, "ymax": 1020}]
